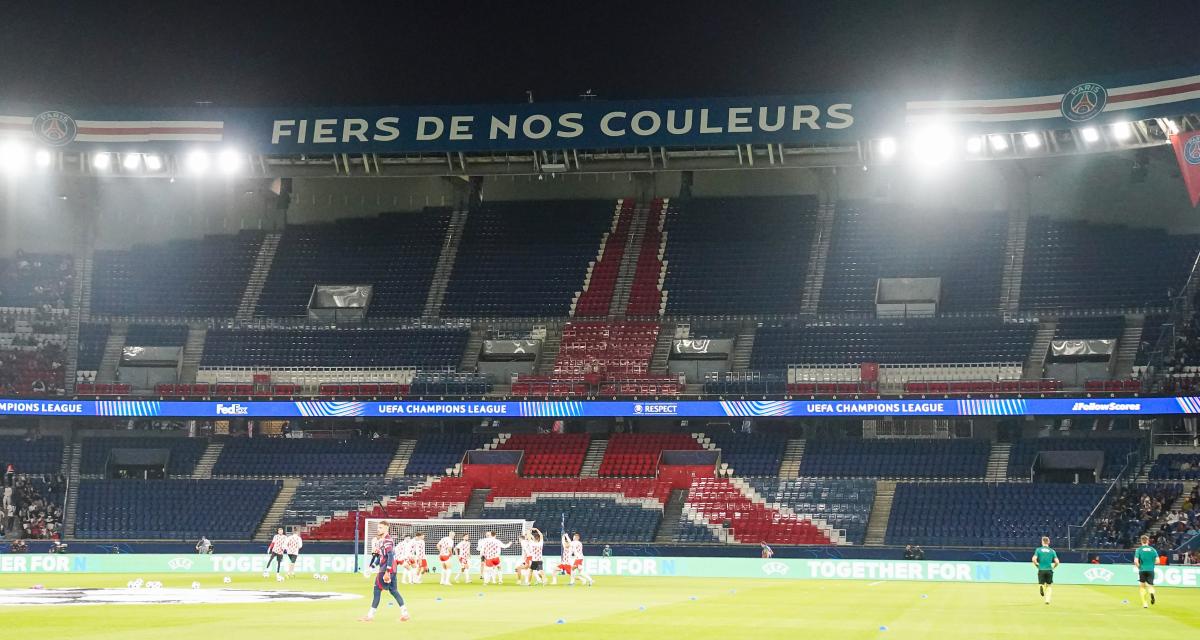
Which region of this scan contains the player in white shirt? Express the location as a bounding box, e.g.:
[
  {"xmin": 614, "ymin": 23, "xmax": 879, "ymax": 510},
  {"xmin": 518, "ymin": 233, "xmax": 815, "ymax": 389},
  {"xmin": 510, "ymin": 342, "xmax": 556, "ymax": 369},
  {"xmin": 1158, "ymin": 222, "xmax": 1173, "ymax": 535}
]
[
  {"xmin": 565, "ymin": 532, "xmax": 593, "ymax": 586},
  {"xmin": 528, "ymin": 528, "xmax": 546, "ymax": 585},
  {"xmin": 265, "ymin": 527, "xmax": 287, "ymax": 577},
  {"xmin": 398, "ymin": 536, "xmax": 415, "ymax": 584},
  {"xmin": 283, "ymin": 530, "xmax": 303, "ymax": 578},
  {"xmin": 518, "ymin": 533, "xmax": 533, "ymax": 586},
  {"xmin": 411, "ymin": 533, "xmax": 428, "ymax": 584},
  {"xmin": 476, "ymin": 531, "xmax": 512, "ymax": 585},
  {"xmin": 436, "ymin": 531, "xmax": 456, "ymax": 586},
  {"xmin": 453, "ymin": 534, "xmax": 472, "ymax": 583}
]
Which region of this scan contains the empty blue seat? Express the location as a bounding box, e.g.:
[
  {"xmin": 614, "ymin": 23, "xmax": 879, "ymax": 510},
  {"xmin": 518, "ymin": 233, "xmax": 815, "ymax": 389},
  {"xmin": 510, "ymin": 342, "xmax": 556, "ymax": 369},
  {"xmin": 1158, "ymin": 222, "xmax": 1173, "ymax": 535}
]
[
  {"xmin": 75, "ymin": 479, "xmax": 280, "ymax": 540},
  {"xmin": 212, "ymin": 438, "xmax": 398, "ymax": 476},
  {"xmin": 801, "ymin": 439, "xmax": 990, "ymax": 479},
  {"xmin": 481, "ymin": 497, "xmax": 662, "ymax": 543}
]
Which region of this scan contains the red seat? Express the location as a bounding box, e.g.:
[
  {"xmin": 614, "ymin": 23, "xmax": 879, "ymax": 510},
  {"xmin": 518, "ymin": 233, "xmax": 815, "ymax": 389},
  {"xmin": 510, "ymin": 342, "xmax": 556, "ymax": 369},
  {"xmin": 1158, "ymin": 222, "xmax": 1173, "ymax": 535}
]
[
  {"xmin": 77, "ymin": 383, "xmax": 95, "ymax": 394},
  {"xmin": 379, "ymin": 383, "xmax": 400, "ymax": 396},
  {"xmin": 360, "ymin": 383, "xmax": 380, "ymax": 395},
  {"xmin": 318, "ymin": 384, "xmax": 338, "ymax": 395}
]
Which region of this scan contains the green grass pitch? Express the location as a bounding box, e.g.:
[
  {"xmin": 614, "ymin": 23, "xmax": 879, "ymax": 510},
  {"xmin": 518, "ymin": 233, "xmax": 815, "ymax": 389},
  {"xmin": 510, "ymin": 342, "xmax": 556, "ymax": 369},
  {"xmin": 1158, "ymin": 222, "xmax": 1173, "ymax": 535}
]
[{"xmin": 1, "ymin": 572, "xmax": 1197, "ymax": 639}]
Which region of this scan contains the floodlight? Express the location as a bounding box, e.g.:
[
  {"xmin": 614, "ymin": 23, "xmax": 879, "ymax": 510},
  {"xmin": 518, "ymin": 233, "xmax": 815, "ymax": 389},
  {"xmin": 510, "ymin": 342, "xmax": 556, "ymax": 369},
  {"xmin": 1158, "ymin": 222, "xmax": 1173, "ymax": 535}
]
[
  {"xmin": 122, "ymin": 153, "xmax": 142, "ymax": 171},
  {"xmin": 34, "ymin": 149, "xmax": 53, "ymax": 168},
  {"xmin": 877, "ymin": 137, "xmax": 897, "ymax": 159},
  {"xmin": 988, "ymin": 134, "xmax": 1009, "ymax": 152},
  {"xmin": 965, "ymin": 136, "xmax": 984, "ymax": 154},
  {"xmin": 185, "ymin": 150, "xmax": 210, "ymax": 174},
  {"xmin": 909, "ymin": 126, "xmax": 955, "ymax": 167},
  {"xmin": 217, "ymin": 149, "xmax": 242, "ymax": 174},
  {"xmin": 1111, "ymin": 121, "xmax": 1132, "ymax": 141},
  {"xmin": 144, "ymin": 154, "xmax": 163, "ymax": 171},
  {"xmin": 1023, "ymin": 133, "xmax": 1042, "ymax": 149},
  {"xmin": 92, "ymin": 153, "xmax": 112, "ymax": 171},
  {"xmin": 0, "ymin": 140, "xmax": 28, "ymax": 174},
  {"xmin": 1081, "ymin": 127, "xmax": 1100, "ymax": 143}
]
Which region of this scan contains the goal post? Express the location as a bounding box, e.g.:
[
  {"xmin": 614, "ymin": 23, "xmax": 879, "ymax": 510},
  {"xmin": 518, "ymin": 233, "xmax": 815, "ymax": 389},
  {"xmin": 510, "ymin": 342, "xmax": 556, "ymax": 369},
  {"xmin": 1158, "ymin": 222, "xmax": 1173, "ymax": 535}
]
[{"xmin": 360, "ymin": 518, "xmax": 532, "ymax": 573}]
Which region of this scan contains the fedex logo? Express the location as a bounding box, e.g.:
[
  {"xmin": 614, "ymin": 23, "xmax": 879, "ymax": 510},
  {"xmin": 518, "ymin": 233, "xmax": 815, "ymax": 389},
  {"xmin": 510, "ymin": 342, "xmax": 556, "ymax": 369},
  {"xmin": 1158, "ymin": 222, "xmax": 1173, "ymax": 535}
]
[{"xmin": 216, "ymin": 403, "xmax": 250, "ymax": 416}]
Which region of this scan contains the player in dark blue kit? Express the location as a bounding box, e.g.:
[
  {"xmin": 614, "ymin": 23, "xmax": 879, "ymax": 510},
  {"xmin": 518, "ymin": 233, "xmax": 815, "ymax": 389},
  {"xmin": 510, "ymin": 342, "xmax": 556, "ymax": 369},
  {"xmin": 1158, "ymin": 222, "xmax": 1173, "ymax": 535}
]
[{"xmin": 359, "ymin": 522, "xmax": 410, "ymax": 623}]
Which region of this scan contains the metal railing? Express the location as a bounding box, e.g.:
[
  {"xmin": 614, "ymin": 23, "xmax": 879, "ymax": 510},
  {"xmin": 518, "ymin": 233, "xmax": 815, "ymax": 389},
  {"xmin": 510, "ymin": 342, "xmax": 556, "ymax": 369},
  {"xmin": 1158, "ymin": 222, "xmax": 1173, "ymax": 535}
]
[{"xmin": 1067, "ymin": 450, "xmax": 1139, "ymax": 550}]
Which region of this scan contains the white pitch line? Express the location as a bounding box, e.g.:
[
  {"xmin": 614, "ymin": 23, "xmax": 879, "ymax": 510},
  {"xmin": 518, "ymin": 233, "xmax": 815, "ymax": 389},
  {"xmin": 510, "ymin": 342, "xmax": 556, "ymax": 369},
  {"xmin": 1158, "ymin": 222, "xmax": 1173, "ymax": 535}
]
[{"xmin": 867, "ymin": 581, "xmax": 885, "ymax": 587}]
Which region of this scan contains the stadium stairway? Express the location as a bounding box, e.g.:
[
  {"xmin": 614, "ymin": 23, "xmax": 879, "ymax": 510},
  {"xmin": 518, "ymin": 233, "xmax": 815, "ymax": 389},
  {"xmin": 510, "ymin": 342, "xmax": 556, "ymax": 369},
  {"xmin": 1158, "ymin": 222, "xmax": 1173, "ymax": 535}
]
[
  {"xmin": 864, "ymin": 480, "xmax": 896, "ymax": 546},
  {"xmin": 63, "ymin": 440, "xmax": 82, "ymax": 538},
  {"xmin": 779, "ymin": 439, "xmax": 806, "ymax": 479},
  {"xmin": 65, "ymin": 256, "xmax": 89, "ymax": 394},
  {"xmin": 535, "ymin": 328, "xmax": 562, "ymax": 375},
  {"xmin": 1113, "ymin": 315, "xmax": 1145, "ymax": 379},
  {"xmin": 985, "ymin": 443, "xmax": 1011, "ymax": 482},
  {"xmin": 649, "ymin": 323, "xmax": 674, "ymax": 374},
  {"xmin": 423, "ymin": 208, "xmax": 469, "ymax": 318},
  {"xmin": 178, "ymin": 326, "xmax": 207, "ymax": 384},
  {"xmin": 730, "ymin": 326, "xmax": 756, "ymax": 371},
  {"xmin": 654, "ymin": 488, "xmax": 689, "ymax": 542},
  {"xmin": 254, "ymin": 477, "xmax": 300, "ymax": 540},
  {"xmin": 386, "ymin": 439, "xmax": 417, "ymax": 478},
  {"xmin": 191, "ymin": 442, "xmax": 223, "ymax": 479},
  {"xmin": 999, "ymin": 207, "xmax": 1029, "ymax": 316},
  {"xmin": 609, "ymin": 200, "xmax": 650, "ymax": 316},
  {"xmin": 463, "ymin": 488, "xmax": 491, "ymax": 518},
  {"xmin": 1024, "ymin": 320, "xmax": 1056, "ymax": 379},
  {"xmin": 97, "ymin": 324, "xmax": 127, "ymax": 382},
  {"xmin": 798, "ymin": 201, "xmax": 836, "ymax": 314},
  {"xmin": 235, "ymin": 231, "xmax": 282, "ymax": 322},
  {"xmin": 579, "ymin": 437, "xmax": 608, "ymax": 477}
]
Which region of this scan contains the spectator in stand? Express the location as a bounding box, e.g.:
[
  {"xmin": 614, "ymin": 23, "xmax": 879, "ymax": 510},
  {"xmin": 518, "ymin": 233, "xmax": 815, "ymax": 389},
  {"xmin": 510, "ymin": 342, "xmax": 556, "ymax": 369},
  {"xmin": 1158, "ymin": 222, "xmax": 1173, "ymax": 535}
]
[
  {"xmin": 913, "ymin": 545, "xmax": 926, "ymax": 560},
  {"xmin": 903, "ymin": 544, "xmax": 915, "ymax": 560},
  {"xmin": 196, "ymin": 536, "xmax": 213, "ymax": 554}
]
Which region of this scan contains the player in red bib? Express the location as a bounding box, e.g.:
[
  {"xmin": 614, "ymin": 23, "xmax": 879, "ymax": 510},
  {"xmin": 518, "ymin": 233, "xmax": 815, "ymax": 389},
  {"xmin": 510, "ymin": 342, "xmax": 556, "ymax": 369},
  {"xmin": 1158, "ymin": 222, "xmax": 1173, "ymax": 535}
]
[
  {"xmin": 453, "ymin": 534, "xmax": 471, "ymax": 583},
  {"xmin": 436, "ymin": 531, "xmax": 456, "ymax": 586}
]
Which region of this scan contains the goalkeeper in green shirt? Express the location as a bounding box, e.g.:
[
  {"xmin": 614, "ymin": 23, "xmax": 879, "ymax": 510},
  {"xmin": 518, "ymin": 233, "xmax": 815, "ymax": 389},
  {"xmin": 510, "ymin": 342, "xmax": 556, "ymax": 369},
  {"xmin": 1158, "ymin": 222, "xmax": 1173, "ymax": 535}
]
[
  {"xmin": 1031, "ymin": 536, "xmax": 1059, "ymax": 605},
  {"xmin": 1133, "ymin": 534, "xmax": 1159, "ymax": 609}
]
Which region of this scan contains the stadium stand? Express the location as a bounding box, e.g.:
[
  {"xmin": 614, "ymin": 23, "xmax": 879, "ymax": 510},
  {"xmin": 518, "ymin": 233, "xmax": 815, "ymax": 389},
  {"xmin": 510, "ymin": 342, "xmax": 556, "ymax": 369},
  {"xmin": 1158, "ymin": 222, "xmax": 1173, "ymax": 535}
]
[
  {"xmin": 701, "ymin": 431, "xmax": 787, "ymax": 476},
  {"xmin": 625, "ymin": 199, "xmax": 668, "ymax": 316},
  {"xmin": 481, "ymin": 496, "xmax": 662, "ymax": 543},
  {"xmin": 683, "ymin": 477, "xmax": 838, "ymax": 544},
  {"xmin": 660, "ymin": 196, "xmax": 817, "ymax": 315},
  {"xmin": 0, "ymin": 252, "xmax": 73, "ymax": 309},
  {"xmin": 75, "ymin": 479, "xmax": 280, "ymax": 539},
  {"xmin": 1086, "ymin": 482, "xmax": 1183, "ymax": 548},
  {"xmin": 554, "ymin": 321, "xmax": 659, "ymax": 377},
  {"xmin": 751, "ymin": 319, "xmax": 1037, "ymax": 371},
  {"xmin": 799, "ymin": 438, "xmax": 990, "ymax": 479},
  {"xmin": 211, "ymin": 437, "xmax": 398, "ymax": 476},
  {"xmin": 79, "ymin": 436, "xmax": 208, "ymax": 477},
  {"xmin": 819, "ymin": 202, "xmax": 1007, "ymax": 313},
  {"xmin": 497, "ymin": 433, "xmax": 591, "ymax": 477},
  {"xmin": 91, "ymin": 231, "xmax": 264, "ymax": 317},
  {"xmin": 0, "ymin": 336, "xmax": 66, "ymax": 395},
  {"xmin": 572, "ymin": 200, "xmax": 631, "ymax": 317},
  {"xmin": 1149, "ymin": 454, "xmax": 1200, "ymax": 480},
  {"xmin": 440, "ymin": 200, "xmax": 615, "ymax": 317},
  {"xmin": 283, "ymin": 476, "xmax": 430, "ymax": 530},
  {"xmin": 404, "ymin": 433, "xmax": 493, "ymax": 476},
  {"xmin": 1006, "ymin": 436, "xmax": 1142, "ymax": 479},
  {"xmin": 199, "ymin": 326, "xmax": 467, "ymax": 368},
  {"xmin": 1019, "ymin": 217, "xmax": 1200, "ymax": 311},
  {"xmin": 76, "ymin": 322, "xmax": 110, "ymax": 373},
  {"xmin": 303, "ymin": 477, "xmax": 475, "ymax": 539},
  {"xmin": 747, "ymin": 478, "xmax": 876, "ymax": 545},
  {"xmin": 0, "ymin": 436, "xmax": 63, "ymax": 475},
  {"xmin": 255, "ymin": 209, "xmax": 450, "ymax": 318},
  {"xmin": 885, "ymin": 482, "xmax": 1108, "ymax": 547},
  {"xmin": 408, "ymin": 371, "xmax": 492, "ymax": 395},
  {"xmin": 1053, "ymin": 315, "xmax": 1125, "ymax": 340},
  {"xmin": 124, "ymin": 323, "xmax": 189, "ymax": 346},
  {"xmin": 598, "ymin": 433, "xmax": 702, "ymax": 477}
]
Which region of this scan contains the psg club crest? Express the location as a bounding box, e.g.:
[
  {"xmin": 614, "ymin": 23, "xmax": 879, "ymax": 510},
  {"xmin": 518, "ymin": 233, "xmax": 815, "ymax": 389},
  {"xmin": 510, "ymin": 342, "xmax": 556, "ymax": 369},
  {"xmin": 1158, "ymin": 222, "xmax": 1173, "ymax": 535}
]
[
  {"xmin": 1184, "ymin": 133, "xmax": 1200, "ymax": 166},
  {"xmin": 1060, "ymin": 83, "xmax": 1107, "ymax": 122},
  {"xmin": 31, "ymin": 111, "xmax": 78, "ymax": 146}
]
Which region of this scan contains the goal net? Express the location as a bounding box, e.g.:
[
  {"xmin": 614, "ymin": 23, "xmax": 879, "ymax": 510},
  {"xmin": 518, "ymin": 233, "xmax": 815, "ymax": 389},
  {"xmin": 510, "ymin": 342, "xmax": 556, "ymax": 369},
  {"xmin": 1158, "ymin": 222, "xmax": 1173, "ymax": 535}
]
[{"xmin": 361, "ymin": 518, "xmax": 532, "ymax": 571}]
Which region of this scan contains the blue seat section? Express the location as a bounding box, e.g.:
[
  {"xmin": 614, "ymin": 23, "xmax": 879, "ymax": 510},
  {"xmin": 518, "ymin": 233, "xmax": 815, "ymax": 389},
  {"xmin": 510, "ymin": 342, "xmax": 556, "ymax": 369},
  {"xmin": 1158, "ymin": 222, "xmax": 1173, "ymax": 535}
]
[
  {"xmin": 1020, "ymin": 217, "xmax": 1200, "ymax": 311},
  {"xmin": 748, "ymin": 478, "xmax": 875, "ymax": 545},
  {"xmin": 0, "ymin": 253, "xmax": 73, "ymax": 309},
  {"xmin": 1053, "ymin": 316, "xmax": 1124, "ymax": 340},
  {"xmin": 751, "ymin": 319, "xmax": 1036, "ymax": 370},
  {"xmin": 0, "ymin": 436, "xmax": 62, "ymax": 474},
  {"xmin": 200, "ymin": 327, "xmax": 468, "ymax": 368},
  {"xmin": 255, "ymin": 209, "xmax": 450, "ymax": 318},
  {"xmin": 75, "ymin": 479, "xmax": 279, "ymax": 539},
  {"xmin": 1150, "ymin": 454, "xmax": 1200, "ymax": 480},
  {"xmin": 409, "ymin": 372, "xmax": 493, "ymax": 395},
  {"xmin": 212, "ymin": 438, "xmax": 398, "ymax": 476},
  {"xmin": 674, "ymin": 519, "xmax": 721, "ymax": 543},
  {"xmin": 76, "ymin": 323, "xmax": 110, "ymax": 371},
  {"xmin": 820, "ymin": 202, "xmax": 1007, "ymax": 313},
  {"xmin": 124, "ymin": 324, "xmax": 189, "ymax": 346},
  {"xmin": 441, "ymin": 200, "xmax": 614, "ymax": 317},
  {"xmin": 705, "ymin": 432, "xmax": 786, "ymax": 476},
  {"xmin": 1006, "ymin": 437, "xmax": 1141, "ymax": 479},
  {"xmin": 1085, "ymin": 482, "xmax": 1183, "ymax": 548},
  {"xmin": 703, "ymin": 374, "xmax": 788, "ymax": 396},
  {"xmin": 661, "ymin": 196, "xmax": 818, "ymax": 315},
  {"xmin": 283, "ymin": 476, "xmax": 429, "ymax": 528},
  {"xmin": 482, "ymin": 497, "xmax": 661, "ymax": 543},
  {"xmin": 886, "ymin": 482, "xmax": 1107, "ymax": 547},
  {"xmin": 91, "ymin": 231, "xmax": 264, "ymax": 317},
  {"xmin": 800, "ymin": 439, "xmax": 990, "ymax": 479},
  {"xmin": 80, "ymin": 437, "xmax": 208, "ymax": 476},
  {"xmin": 405, "ymin": 433, "xmax": 491, "ymax": 476}
]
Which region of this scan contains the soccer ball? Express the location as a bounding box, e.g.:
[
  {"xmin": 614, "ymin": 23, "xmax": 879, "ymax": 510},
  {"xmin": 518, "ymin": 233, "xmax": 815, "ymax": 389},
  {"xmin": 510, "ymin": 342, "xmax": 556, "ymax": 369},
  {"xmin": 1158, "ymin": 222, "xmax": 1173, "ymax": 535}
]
[
  {"xmin": 223, "ymin": 576, "xmax": 232, "ymax": 584},
  {"xmin": 147, "ymin": 581, "xmax": 162, "ymax": 589},
  {"xmin": 320, "ymin": 575, "xmax": 329, "ymax": 582},
  {"xmin": 262, "ymin": 571, "xmax": 269, "ymax": 578},
  {"xmin": 191, "ymin": 582, "xmax": 201, "ymax": 590},
  {"xmin": 275, "ymin": 574, "xmax": 284, "ymax": 583},
  {"xmin": 312, "ymin": 573, "xmax": 320, "ymax": 580}
]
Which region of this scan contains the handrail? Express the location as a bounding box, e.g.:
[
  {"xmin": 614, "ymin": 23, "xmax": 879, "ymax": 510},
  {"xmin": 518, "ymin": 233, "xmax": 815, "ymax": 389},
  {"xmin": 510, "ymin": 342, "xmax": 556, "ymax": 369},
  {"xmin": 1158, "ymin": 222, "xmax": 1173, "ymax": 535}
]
[{"xmin": 1069, "ymin": 450, "xmax": 1138, "ymax": 550}]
